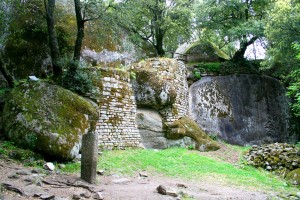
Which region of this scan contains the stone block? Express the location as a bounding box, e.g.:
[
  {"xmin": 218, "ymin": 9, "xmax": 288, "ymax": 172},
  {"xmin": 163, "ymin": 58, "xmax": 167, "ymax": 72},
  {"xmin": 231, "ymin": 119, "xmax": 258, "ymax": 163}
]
[{"xmin": 81, "ymin": 132, "xmax": 98, "ymax": 184}]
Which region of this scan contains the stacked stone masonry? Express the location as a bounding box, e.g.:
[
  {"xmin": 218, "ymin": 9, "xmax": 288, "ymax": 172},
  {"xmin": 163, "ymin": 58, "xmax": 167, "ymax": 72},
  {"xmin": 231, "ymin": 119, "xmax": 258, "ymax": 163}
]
[
  {"xmin": 96, "ymin": 68, "xmax": 141, "ymax": 150},
  {"xmin": 159, "ymin": 59, "xmax": 189, "ymax": 123}
]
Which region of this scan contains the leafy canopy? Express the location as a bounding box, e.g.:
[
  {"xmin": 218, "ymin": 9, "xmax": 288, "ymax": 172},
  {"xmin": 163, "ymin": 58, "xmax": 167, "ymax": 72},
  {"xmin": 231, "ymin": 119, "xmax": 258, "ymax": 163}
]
[
  {"xmin": 194, "ymin": 0, "xmax": 271, "ymax": 60},
  {"xmin": 116, "ymin": 0, "xmax": 194, "ymax": 56}
]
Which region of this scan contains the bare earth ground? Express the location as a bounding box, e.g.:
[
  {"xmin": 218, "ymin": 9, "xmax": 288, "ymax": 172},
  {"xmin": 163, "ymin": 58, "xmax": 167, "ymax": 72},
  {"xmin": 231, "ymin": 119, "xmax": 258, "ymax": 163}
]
[
  {"xmin": 0, "ymin": 143, "xmax": 277, "ymax": 200},
  {"xmin": 0, "ymin": 159, "xmax": 270, "ymax": 200}
]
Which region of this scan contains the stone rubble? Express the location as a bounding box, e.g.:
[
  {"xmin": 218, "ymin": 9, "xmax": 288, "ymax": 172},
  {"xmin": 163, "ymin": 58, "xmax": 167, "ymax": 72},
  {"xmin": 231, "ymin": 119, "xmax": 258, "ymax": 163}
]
[{"xmin": 244, "ymin": 143, "xmax": 300, "ymax": 181}]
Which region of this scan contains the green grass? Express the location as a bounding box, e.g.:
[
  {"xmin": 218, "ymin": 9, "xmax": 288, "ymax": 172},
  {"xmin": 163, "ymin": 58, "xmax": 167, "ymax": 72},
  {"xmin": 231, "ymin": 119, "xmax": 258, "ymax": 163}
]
[
  {"xmin": 96, "ymin": 148, "xmax": 296, "ymax": 192},
  {"xmin": 0, "ymin": 140, "xmax": 44, "ymax": 166}
]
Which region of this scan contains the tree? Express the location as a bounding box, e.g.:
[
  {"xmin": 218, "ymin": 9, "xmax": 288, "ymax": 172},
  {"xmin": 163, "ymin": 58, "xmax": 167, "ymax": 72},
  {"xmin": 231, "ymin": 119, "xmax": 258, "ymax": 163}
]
[
  {"xmin": 195, "ymin": 0, "xmax": 271, "ymax": 61},
  {"xmin": 44, "ymin": 0, "xmax": 62, "ymax": 78},
  {"xmin": 263, "ymin": 0, "xmax": 300, "ymax": 118},
  {"xmin": 263, "ymin": 0, "xmax": 300, "ymax": 72},
  {"xmin": 0, "ymin": 52, "xmax": 14, "ymax": 88},
  {"xmin": 73, "ymin": 0, "xmax": 112, "ymax": 62},
  {"xmin": 117, "ymin": 0, "xmax": 193, "ymax": 57}
]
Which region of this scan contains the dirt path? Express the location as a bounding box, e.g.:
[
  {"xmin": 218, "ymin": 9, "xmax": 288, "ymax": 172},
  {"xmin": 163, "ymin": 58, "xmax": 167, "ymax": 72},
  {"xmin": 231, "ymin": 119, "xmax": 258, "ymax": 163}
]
[{"xmin": 0, "ymin": 158, "xmax": 273, "ymax": 200}]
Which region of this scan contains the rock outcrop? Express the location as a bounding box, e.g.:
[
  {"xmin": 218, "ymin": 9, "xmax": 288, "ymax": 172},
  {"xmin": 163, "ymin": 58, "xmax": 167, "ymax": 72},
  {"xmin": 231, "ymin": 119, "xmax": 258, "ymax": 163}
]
[
  {"xmin": 2, "ymin": 81, "xmax": 98, "ymax": 161},
  {"xmin": 166, "ymin": 116, "xmax": 220, "ymax": 151},
  {"xmin": 189, "ymin": 74, "xmax": 292, "ymax": 145},
  {"xmin": 136, "ymin": 109, "xmax": 167, "ymax": 149}
]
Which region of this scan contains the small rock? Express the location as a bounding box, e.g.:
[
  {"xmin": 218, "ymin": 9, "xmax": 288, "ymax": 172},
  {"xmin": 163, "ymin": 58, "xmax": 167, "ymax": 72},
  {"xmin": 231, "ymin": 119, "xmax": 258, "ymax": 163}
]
[
  {"xmin": 97, "ymin": 170, "xmax": 104, "ymax": 176},
  {"xmin": 35, "ymin": 179, "xmax": 43, "ymax": 187},
  {"xmin": 166, "ymin": 188, "xmax": 178, "ymax": 197},
  {"xmin": 80, "ymin": 191, "xmax": 91, "ymax": 198},
  {"xmin": 16, "ymin": 169, "xmax": 31, "ymax": 175},
  {"xmin": 44, "ymin": 162, "xmax": 55, "ymax": 171},
  {"xmin": 72, "ymin": 193, "xmax": 81, "ymax": 200},
  {"xmin": 58, "ymin": 164, "xmax": 66, "ymax": 169},
  {"xmin": 8, "ymin": 174, "xmax": 20, "ymax": 179},
  {"xmin": 31, "ymin": 169, "xmax": 42, "ymax": 174},
  {"xmin": 76, "ymin": 154, "xmax": 82, "ymax": 160},
  {"xmin": 139, "ymin": 172, "xmax": 148, "ymax": 177},
  {"xmin": 40, "ymin": 194, "xmax": 55, "ymax": 200},
  {"xmin": 296, "ymin": 192, "xmax": 300, "ymax": 198},
  {"xmin": 29, "ymin": 76, "xmax": 39, "ymax": 81},
  {"xmin": 157, "ymin": 185, "xmax": 167, "ymax": 195},
  {"xmin": 24, "ymin": 177, "xmax": 35, "ymax": 183},
  {"xmin": 176, "ymin": 183, "xmax": 188, "ymax": 188},
  {"xmin": 112, "ymin": 178, "xmax": 130, "ymax": 184},
  {"xmin": 266, "ymin": 166, "xmax": 272, "ymax": 170},
  {"xmin": 93, "ymin": 192, "xmax": 104, "ymax": 200}
]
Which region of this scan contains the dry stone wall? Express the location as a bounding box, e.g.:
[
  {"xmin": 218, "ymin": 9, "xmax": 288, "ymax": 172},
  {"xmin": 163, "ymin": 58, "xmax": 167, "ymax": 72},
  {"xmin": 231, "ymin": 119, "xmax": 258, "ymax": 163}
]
[
  {"xmin": 95, "ymin": 68, "xmax": 141, "ymax": 150},
  {"xmin": 159, "ymin": 60, "xmax": 189, "ymax": 123}
]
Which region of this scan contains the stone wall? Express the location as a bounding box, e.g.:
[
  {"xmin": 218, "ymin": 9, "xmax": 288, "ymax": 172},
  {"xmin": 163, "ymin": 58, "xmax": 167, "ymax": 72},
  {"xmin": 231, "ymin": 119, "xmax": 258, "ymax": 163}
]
[
  {"xmin": 95, "ymin": 68, "xmax": 141, "ymax": 150},
  {"xmin": 159, "ymin": 60, "xmax": 189, "ymax": 123}
]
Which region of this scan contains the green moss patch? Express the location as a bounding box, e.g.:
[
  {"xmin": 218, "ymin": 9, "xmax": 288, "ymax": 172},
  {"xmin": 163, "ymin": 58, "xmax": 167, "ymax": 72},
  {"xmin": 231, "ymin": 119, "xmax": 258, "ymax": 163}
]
[{"xmin": 2, "ymin": 81, "xmax": 98, "ymax": 161}]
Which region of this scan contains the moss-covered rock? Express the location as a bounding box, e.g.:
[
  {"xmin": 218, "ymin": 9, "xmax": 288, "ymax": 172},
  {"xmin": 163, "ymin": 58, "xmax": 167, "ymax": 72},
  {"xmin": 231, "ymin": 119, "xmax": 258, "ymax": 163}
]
[
  {"xmin": 131, "ymin": 58, "xmax": 178, "ymax": 110},
  {"xmin": 286, "ymin": 168, "xmax": 300, "ymax": 185},
  {"xmin": 2, "ymin": 81, "xmax": 98, "ymax": 161},
  {"xmin": 166, "ymin": 116, "xmax": 220, "ymax": 151}
]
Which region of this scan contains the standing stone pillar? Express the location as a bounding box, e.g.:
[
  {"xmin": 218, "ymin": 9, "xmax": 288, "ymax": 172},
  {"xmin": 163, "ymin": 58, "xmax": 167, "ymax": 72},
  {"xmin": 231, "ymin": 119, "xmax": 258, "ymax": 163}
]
[{"xmin": 81, "ymin": 131, "xmax": 98, "ymax": 184}]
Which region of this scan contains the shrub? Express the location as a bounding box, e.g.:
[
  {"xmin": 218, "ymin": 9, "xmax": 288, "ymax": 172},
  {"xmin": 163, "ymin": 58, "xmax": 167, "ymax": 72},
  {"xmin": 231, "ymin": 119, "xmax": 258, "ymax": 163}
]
[{"xmin": 61, "ymin": 59, "xmax": 94, "ymax": 95}]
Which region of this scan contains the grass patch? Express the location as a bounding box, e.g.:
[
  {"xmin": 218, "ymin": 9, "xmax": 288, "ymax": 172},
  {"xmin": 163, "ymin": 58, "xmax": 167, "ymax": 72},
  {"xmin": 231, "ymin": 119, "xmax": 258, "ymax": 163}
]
[
  {"xmin": 0, "ymin": 140, "xmax": 44, "ymax": 167},
  {"xmin": 97, "ymin": 148, "xmax": 296, "ymax": 193}
]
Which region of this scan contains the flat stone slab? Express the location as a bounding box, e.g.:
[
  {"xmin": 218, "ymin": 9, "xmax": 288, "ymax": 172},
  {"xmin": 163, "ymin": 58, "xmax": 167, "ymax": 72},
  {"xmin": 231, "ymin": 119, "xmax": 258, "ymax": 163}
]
[{"xmin": 112, "ymin": 178, "xmax": 131, "ymax": 184}]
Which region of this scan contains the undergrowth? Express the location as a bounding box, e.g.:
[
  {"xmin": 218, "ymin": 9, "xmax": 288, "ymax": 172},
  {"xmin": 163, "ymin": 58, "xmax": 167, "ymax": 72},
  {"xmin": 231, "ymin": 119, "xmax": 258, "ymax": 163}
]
[{"xmin": 0, "ymin": 140, "xmax": 44, "ymax": 167}]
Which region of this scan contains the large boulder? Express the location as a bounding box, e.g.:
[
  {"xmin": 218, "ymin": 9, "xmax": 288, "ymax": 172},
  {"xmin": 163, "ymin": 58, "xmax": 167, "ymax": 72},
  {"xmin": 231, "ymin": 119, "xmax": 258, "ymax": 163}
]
[
  {"xmin": 136, "ymin": 109, "xmax": 198, "ymax": 149},
  {"xmin": 131, "ymin": 58, "xmax": 178, "ymax": 110},
  {"xmin": 189, "ymin": 75, "xmax": 292, "ymax": 145},
  {"xmin": 136, "ymin": 109, "xmax": 168, "ymax": 149},
  {"xmin": 2, "ymin": 81, "xmax": 98, "ymax": 161}
]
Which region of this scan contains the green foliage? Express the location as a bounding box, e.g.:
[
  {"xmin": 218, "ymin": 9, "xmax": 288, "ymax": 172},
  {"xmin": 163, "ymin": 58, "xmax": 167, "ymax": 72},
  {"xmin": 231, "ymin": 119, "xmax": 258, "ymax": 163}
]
[
  {"xmin": 192, "ymin": 60, "xmax": 261, "ymax": 78},
  {"xmin": 195, "ymin": 62, "xmax": 221, "ymax": 74},
  {"xmin": 116, "ymin": 0, "xmax": 193, "ymax": 56},
  {"xmin": 194, "ymin": 0, "xmax": 270, "ymax": 59},
  {"xmin": 0, "ymin": 87, "xmax": 10, "ymax": 96},
  {"xmin": 61, "ymin": 59, "xmax": 94, "ymax": 95},
  {"xmin": 287, "ymin": 69, "xmax": 300, "ymax": 117},
  {"xmin": 263, "ymin": 0, "xmax": 300, "ymax": 72}
]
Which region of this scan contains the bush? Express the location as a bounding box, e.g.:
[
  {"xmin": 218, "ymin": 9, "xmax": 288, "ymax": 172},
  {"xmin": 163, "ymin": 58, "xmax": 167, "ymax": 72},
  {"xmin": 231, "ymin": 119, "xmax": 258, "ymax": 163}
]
[
  {"xmin": 61, "ymin": 60, "xmax": 94, "ymax": 95},
  {"xmin": 195, "ymin": 62, "xmax": 222, "ymax": 74}
]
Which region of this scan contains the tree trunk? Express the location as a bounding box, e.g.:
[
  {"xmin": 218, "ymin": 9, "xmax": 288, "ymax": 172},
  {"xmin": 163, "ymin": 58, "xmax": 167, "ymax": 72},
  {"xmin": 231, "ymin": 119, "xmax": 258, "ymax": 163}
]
[
  {"xmin": 231, "ymin": 36, "xmax": 258, "ymax": 61},
  {"xmin": 155, "ymin": 31, "xmax": 165, "ymax": 57},
  {"xmin": 0, "ymin": 55, "xmax": 14, "ymax": 88},
  {"xmin": 74, "ymin": 0, "xmax": 85, "ymax": 62},
  {"xmin": 154, "ymin": 0, "xmax": 166, "ymax": 57},
  {"xmin": 45, "ymin": 0, "xmax": 62, "ymax": 78}
]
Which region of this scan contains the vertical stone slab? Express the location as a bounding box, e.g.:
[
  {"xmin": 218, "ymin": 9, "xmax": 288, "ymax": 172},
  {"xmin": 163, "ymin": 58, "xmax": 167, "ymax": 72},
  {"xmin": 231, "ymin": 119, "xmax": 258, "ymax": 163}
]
[{"xmin": 81, "ymin": 132, "xmax": 98, "ymax": 184}]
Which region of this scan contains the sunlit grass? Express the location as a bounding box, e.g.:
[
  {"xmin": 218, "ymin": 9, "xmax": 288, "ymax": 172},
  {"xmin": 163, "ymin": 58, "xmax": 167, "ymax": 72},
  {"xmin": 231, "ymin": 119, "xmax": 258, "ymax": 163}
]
[
  {"xmin": 61, "ymin": 147, "xmax": 298, "ymax": 194},
  {"xmin": 97, "ymin": 148, "xmax": 296, "ymax": 193}
]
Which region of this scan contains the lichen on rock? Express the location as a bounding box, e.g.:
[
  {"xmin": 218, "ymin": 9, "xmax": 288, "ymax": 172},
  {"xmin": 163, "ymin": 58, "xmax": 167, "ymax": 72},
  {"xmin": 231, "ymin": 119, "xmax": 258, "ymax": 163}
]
[
  {"xmin": 130, "ymin": 58, "xmax": 178, "ymax": 110},
  {"xmin": 2, "ymin": 81, "xmax": 98, "ymax": 161}
]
